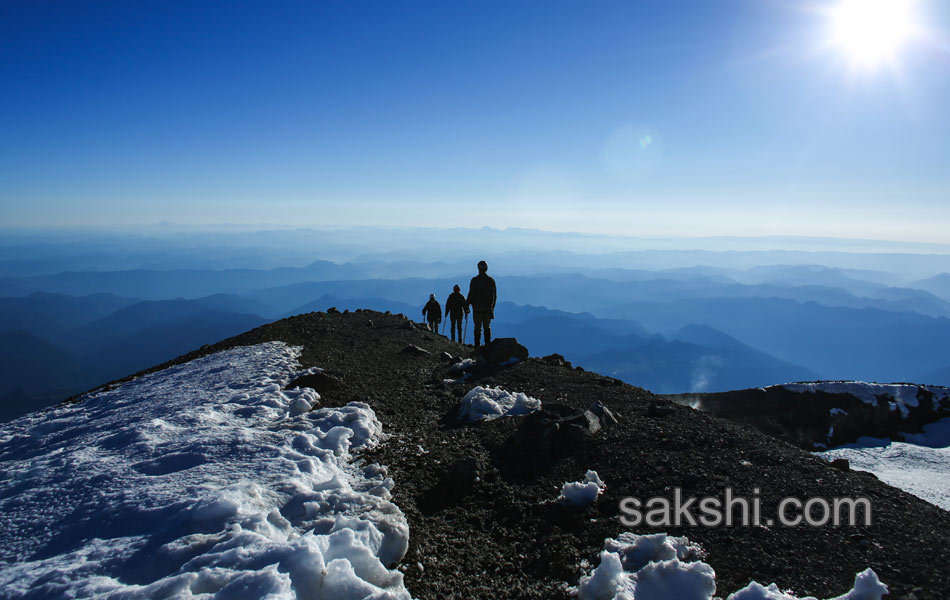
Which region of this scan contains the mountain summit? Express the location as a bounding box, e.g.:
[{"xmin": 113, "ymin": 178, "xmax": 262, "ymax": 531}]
[{"xmin": 1, "ymin": 310, "xmax": 947, "ymax": 599}]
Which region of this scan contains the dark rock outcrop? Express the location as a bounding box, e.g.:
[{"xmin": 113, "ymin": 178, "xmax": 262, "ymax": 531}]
[
  {"xmin": 500, "ymin": 402, "xmax": 618, "ymax": 480},
  {"xmin": 285, "ymin": 371, "xmax": 342, "ymax": 395},
  {"xmin": 474, "ymin": 337, "xmax": 529, "ymax": 365},
  {"xmin": 540, "ymin": 353, "xmax": 572, "ymax": 368},
  {"xmin": 666, "ymin": 383, "xmax": 950, "ymax": 449}
]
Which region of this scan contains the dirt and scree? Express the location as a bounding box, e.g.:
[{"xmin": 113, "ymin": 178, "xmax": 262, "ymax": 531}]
[{"xmin": 71, "ymin": 309, "xmax": 950, "ymax": 599}]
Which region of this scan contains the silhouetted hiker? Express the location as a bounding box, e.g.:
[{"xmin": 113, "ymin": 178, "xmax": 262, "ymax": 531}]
[
  {"xmin": 444, "ymin": 284, "xmax": 469, "ymax": 343},
  {"xmin": 466, "ymin": 260, "xmax": 496, "ymax": 348},
  {"xmin": 422, "ymin": 294, "xmax": 442, "ymax": 332}
]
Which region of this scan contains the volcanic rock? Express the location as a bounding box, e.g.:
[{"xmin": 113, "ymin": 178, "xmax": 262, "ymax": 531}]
[
  {"xmin": 474, "ymin": 337, "xmax": 529, "ymax": 365},
  {"xmin": 285, "ymin": 371, "xmax": 342, "ymax": 395},
  {"xmin": 401, "ymin": 345, "xmax": 431, "ymax": 356},
  {"xmin": 77, "ymin": 309, "xmax": 950, "ymax": 599}
]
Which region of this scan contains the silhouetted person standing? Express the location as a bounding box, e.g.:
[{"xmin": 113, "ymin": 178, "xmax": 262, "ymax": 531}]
[
  {"xmin": 422, "ymin": 294, "xmax": 441, "ymax": 332},
  {"xmin": 466, "ymin": 260, "xmax": 496, "ymax": 347},
  {"xmin": 444, "ymin": 284, "xmax": 469, "ymax": 343}
]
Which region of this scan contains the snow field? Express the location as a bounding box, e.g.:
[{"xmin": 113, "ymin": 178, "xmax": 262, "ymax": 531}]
[
  {"xmin": 770, "ymin": 381, "xmax": 950, "ymax": 510},
  {"xmin": 572, "ymin": 533, "xmax": 888, "ymax": 600},
  {"xmin": 0, "ymin": 342, "xmax": 410, "ymax": 599},
  {"xmin": 456, "ymin": 385, "xmax": 541, "ymax": 421},
  {"xmin": 819, "ymin": 417, "xmax": 950, "ymax": 510}
]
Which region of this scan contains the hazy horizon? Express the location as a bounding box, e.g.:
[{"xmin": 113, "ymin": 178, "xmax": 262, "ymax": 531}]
[
  {"xmin": 5, "ymin": 222, "xmax": 950, "ymax": 252},
  {"xmin": 3, "ymin": 2, "xmax": 949, "ymax": 241}
]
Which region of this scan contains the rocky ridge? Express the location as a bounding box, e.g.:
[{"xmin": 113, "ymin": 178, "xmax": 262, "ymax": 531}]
[
  {"xmin": 665, "ymin": 383, "xmax": 950, "ymax": 450},
  {"xmin": 68, "ymin": 309, "xmax": 950, "ymax": 599}
]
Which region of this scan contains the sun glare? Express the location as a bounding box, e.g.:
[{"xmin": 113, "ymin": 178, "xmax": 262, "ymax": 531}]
[{"xmin": 827, "ymin": 0, "xmax": 917, "ymax": 68}]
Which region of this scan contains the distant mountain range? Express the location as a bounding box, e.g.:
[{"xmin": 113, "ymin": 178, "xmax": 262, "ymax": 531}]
[
  {"xmin": 0, "ymin": 294, "xmax": 267, "ymax": 421},
  {"xmin": 599, "ymin": 296, "xmax": 950, "ymax": 382},
  {"xmin": 0, "ymin": 261, "xmax": 355, "ymax": 300},
  {"xmin": 913, "ymin": 273, "xmax": 950, "ymax": 301},
  {"xmin": 0, "ymin": 329, "xmax": 90, "ymax": 420},
  {"xmin": 0, "ymin": 291, "xmax": 816, "ymax": 421},
  {"xmin": 3, "ymin": 254, "xmax": 950, "ymax": 421}
]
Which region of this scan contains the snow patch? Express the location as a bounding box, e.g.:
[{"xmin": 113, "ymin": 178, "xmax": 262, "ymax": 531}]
[
  {"xmin": 457, "ymin": 386, "xmax": 541, "ymax": 421},
  {"xmin": 0, "ymin": 342, "xmax": 411, "ymax": 599},
  {"xmin": 572, "ymin": 533, "xmax": 888, "ymax": 600},
  {"xmin": 572, "ymin": 533, "xmax": 712, "ymax": 600},
  {"xmin": 558, "ymin": 470, "xmax": 606, "ymax": 505},
  {"xmin": 728, "ymin": 568, "xmax": 888, "ymax": 600},
  {"xmin": 448, "ymin": 358, "xmax": 477, "ymax": 373}
]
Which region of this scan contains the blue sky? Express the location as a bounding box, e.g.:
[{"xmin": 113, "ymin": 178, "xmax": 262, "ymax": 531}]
[{"xmin": 2, "ymin": 0, "xmax": 949, "ymax": 241}]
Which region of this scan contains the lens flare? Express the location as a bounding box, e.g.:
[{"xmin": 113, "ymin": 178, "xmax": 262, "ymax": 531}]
[{"xmin": 603, "ymin": 124, "xmax": 663, "ymax": 180}]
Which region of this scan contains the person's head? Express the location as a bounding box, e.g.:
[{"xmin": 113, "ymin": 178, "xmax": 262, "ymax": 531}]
[
  {"xmin": 453, "ymin": 284, "xmax": 460, "ymax": 292},
  {"xmin": 477, "ymin": 260, "xmax": 488, "ymax": 273},
  {"xmin": 430, "ymin": 294, "xmax": 435, "ymax": 299}
]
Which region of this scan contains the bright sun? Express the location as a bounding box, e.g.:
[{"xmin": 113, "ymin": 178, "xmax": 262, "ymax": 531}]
[{"xmin": 827, "ymin": 0, "xmax": 918, "ymax": 68}]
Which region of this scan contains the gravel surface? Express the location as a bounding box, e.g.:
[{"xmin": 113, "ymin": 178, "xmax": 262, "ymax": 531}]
[{"xmin": 72, "ymin": 309, "xmax": 950, "ymax": 599}]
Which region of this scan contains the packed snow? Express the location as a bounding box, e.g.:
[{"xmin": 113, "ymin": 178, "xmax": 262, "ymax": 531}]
[
  {"xmin": 780, "ymin": 381, "xmax": 950, "ymax": 417},
  {"xmin": 456, "ymin": 385, "xmax": 541, "ymax": 421},
  {"xmin": 0, "ymin": 342, "xmax": 411, "ymax": 599},
  {"xmin": 728, "ymin": 569, "xmax": 888, "ymax": 600},
  {"xmin": 558, "ymin": 470, "xmax": 606, "ymax": 506},
  {"xmin": 819, "ymin": 417, "xmax": 950, "ymax": 510},
  {"xmin": 572, "ymin": 533, "xmax": 713, "ymax": 600},
  {"xmin": 572, "ymin": 533, "xmax": 888, "ymax": 600},
  {"xmin": 448, "ymin": 358, "xmax": 477, "ymax": 374}
]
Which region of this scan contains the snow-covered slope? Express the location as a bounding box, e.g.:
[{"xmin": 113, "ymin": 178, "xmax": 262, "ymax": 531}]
[
  {"xmin": 820, "ymin": 418, "xmax": 950, "ymax": 511},
  {"xmin": 0, "ymin": 342, "xmax": 410, "ymax": 599},
  {"xmin": 767, "ymin": 383, "xmax": 950, "ymax": 510}
]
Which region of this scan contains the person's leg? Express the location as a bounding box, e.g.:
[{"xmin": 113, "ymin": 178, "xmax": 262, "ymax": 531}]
[
  {"xmin": 473, "ymin": 312, "xmax": 483, "ymax": 347},
  {"xmin": 454, "ymin": 317, "xmax": 462, "ymax": 341},
  {"xmin": 484, "ymin": 317, "xmax": 492, "ymax": 344}
]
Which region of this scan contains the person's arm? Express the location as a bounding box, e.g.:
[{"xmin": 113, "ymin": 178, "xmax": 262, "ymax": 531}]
[{"xmin": 491, "ymin": 280, "xmax": 497, "ymax": 311}]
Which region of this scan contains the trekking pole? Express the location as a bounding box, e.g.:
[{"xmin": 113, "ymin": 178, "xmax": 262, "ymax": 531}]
[{"xmin": 441, "ymin": 319, "xmax": 446, "ymax": 335}]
